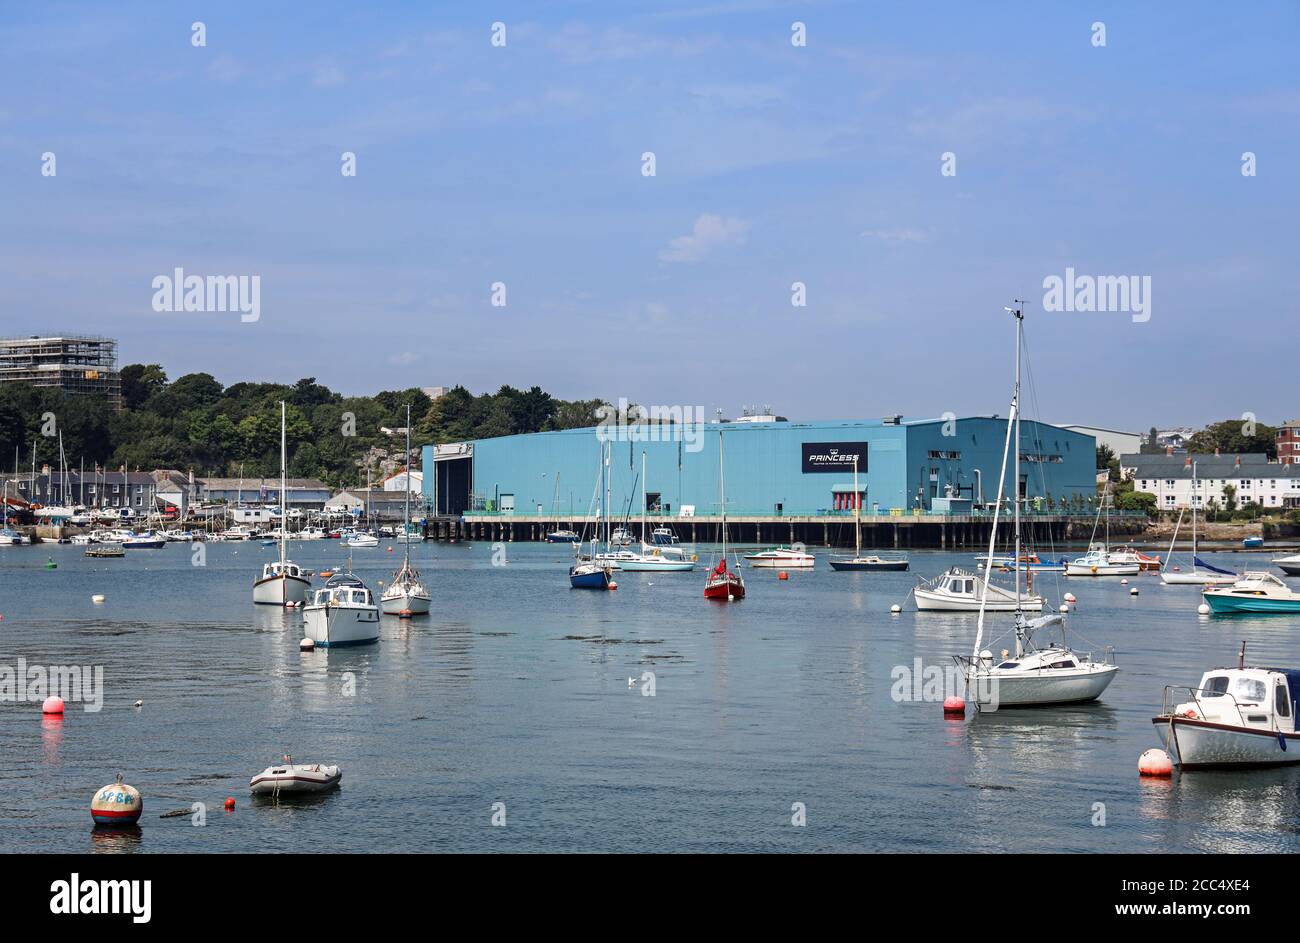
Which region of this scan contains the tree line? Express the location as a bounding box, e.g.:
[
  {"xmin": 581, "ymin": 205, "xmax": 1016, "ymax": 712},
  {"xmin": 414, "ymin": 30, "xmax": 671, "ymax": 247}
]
[{"xmin": 0, "ymin": 366, "xmax": 607, "ymax": 486}]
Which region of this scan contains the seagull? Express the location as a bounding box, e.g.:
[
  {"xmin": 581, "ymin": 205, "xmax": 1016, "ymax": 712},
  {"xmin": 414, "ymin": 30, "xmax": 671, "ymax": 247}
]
[
  {"xmin": 627, "ymin": 677, "xmax": 636, "ymax": 687},
  {"xmin": 133, "ymin": 700, "xmax": 143, "ymax": 708}
]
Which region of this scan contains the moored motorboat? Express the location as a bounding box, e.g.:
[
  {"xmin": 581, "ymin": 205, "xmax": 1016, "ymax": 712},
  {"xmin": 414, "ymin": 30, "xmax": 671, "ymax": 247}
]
[
  {"xmin": 303, "ymin": 572, "xmax": 380, "ymax": 646},
  {"xmin": 1153, "ymin": 647, "xmax": 1300, "ymax": 768},
  {"xmin": 121, "ymin": 531, "xmax": 166, "ymax": 549},
  {"xmin": 1244, "ymin": 535, "xmax": 1265, "ymax": 549},
  {"xmin": 915, "ymin": 566, "xmax": 1043, "ymax": 612},
  {"xmin": 1273, "ymin": 553, "xmax": 1300, "ymax": 577},
  {"xmin": 1065, "ymin": 545, "xmax": 1138, "ymax": 576},
  {"xmin": 744, "ymin": 546, "xmax": 815, "ymax": 568},
  {"xmin": 546, "ymin": 529, "xmax": 580, "ymax": 543},
  {"xmin": 249, "ymin": 756, "xmax": 342, "ymax": 795},
  {"xmin": 85, "ymin": 545, "xmax": 125, "ymax": 558},
  {"xmin": 1202, "ymin": 572, "xmax": 1300, "ymax": 614}
]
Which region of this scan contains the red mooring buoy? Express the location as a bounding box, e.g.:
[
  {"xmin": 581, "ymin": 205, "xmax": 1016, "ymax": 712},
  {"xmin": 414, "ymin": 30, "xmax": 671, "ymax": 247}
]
[
  {"xmin": 42, "ymin": 696, "xmax": 64, "ymax": 715},
  {"xmin": 943, "ymin": 696, "xmax": 966, "ymax": 716},
  {"xmin": 1138, "ymin": 748, "xmax": 1173, "ymax": 777}
]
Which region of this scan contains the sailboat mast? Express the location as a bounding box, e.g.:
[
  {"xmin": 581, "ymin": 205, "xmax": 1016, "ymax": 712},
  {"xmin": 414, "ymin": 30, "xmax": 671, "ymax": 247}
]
[
  {"xmin": 1013, "ymin": 306, "xmax": 1023, "ymax": 620},
  {"xmin": 403, "ymin": 404, "xmax": 411, "ymax": 567},
  {"xmin": 719, "ymin": 430, "xmax": 727, "ymax": 562},
  {"xmin": 279, "ymin": 401, "xmax": 287, "ymax": 568},
  {"xmin": 641, "ymin": 451, "xmax": 647, "ymax": 545},
  {"xmin": 853, "ymin": 457, "xmax": 861, "ymax": 556},
  {"xmin": 1191, "ymin": 460, "xmax": 1198, "ymax": 570}
]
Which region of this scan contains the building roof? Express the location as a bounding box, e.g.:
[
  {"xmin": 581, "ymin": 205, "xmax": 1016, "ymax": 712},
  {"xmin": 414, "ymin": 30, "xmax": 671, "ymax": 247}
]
[
  {"xmin": 1123, "ymin": 453, "xmax": 1294, "ymax": 479},
  {"xmin": 196, "ymin": 477, "xmax": 330, "ymax": 491}
]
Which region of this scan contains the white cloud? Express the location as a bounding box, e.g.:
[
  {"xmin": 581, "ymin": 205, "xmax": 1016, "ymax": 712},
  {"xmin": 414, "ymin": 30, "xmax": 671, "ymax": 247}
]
[{"xmin": 659, "ymin": 214, "xmax": 749, "ymax": 263}]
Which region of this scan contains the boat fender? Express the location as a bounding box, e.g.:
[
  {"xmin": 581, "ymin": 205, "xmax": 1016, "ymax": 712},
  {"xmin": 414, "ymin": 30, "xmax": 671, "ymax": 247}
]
[
  {"xmin": 1280, "ymin": 733, "xmax": 1288, "ymax": 752},
  {"xmin": 1091, "ymin": 565, "xmax": 1097, "ymax": 574},
  {"xmin": 1181, "ymin": 709, "xmax": 1197, "ymax": 719}
]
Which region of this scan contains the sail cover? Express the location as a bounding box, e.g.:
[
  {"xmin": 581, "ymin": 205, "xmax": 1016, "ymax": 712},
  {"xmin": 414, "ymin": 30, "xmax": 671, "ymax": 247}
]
[{"xmin": 1194, "ymin": 556, "xmax": 1236, "ymax": 576}]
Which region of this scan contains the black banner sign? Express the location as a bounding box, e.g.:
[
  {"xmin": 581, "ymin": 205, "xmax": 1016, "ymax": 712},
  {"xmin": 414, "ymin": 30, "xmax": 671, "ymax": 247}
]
[{"xmin": 801, "ymin": 441, "xmax": 867, "ymax": 474}]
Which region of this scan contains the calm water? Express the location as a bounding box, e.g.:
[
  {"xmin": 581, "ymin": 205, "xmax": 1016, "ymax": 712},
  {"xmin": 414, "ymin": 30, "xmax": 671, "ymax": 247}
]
[{"xmin": 2, "ymin": 539, "xmax": 1298, "ymax": 854}]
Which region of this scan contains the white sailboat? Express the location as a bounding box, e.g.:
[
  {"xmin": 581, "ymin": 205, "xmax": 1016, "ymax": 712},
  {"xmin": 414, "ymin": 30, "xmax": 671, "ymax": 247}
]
[
  {"xmin": 253, "ymin": 402, "xmax": 312, "ymax": 606},
  {"xmin": 381, "ymin": 406, "xmax": 431, "ymax": 615},
  {"xmin": 1160, "ymin": 460, "xmax": 1238, "ymax": 585},
  {"xmin": 956, "ymin": 304, "xmax": 1117, "ymax": 707}
]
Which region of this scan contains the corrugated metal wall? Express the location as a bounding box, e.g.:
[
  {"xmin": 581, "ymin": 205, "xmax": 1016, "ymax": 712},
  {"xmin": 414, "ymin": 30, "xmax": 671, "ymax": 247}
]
[{"xmin": 422, "ymin": 419, "xmax": 1097, "ymax": 517}]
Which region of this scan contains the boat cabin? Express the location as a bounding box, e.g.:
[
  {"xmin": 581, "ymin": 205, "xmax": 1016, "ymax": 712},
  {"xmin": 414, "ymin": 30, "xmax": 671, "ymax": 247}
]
[
  {"xmin": 1174, "ymin": 667, "xmax": 1300, "ymax": 733},
  {"xmin": 934, "ymin": 568, "xmax": 981, "ymax": 599},
  {"xmin": 260, "ymin": 560, "xmax": 305, "ymax": 580},
  {"xmin": 311, "ymin": 574, "xmax": 373, "ymax": 608}
]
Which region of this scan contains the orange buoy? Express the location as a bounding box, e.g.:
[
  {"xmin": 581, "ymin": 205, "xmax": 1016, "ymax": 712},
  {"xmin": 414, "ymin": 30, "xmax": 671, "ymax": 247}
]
[
  {"xmin": 778, "ymin": 571, "xmax": 789, "ymax": 580},
  {"xmin": 91, "ymin": 776, "xmax": 142, "ymax": 825},
  {"xmin": 42, "ymin": 696, "xmax": 64, "ymax": 715},
  {"xmin": 943, "ymin": 695, "xmax": 966, "ymax": 716},
  {"xmin": 224, "ymin": 796, "xmax": 236, "ymax": 811},
  {"xmin": 1138, "ymin": 748, "xmax": 1173, "ymax": 777},
  {"xmin": 608, "ymin": 581, "xmax": 618, "ymax": 591}
]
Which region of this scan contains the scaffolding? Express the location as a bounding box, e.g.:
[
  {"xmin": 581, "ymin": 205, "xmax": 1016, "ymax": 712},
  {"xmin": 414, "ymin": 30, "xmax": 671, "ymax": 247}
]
[{"xmin": 0, "ymin": 334, "xmax": 122, "ymax": 409}]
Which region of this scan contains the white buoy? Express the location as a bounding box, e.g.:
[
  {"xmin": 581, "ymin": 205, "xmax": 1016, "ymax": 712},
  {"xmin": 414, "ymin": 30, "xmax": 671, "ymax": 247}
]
[
  {"xmin": 1130, "ymin": 587, "xmax": 1139, "ymax": 596},
  {"xmin": 1121, "ymin": 578, "xmax": 1129, "ymax": 585},
  {"xmin": 1063, "ymin": 592, "xmax": 1076, "ymax": 603},
  {"xmin": 1059, "ymin": 604, "xmax": 1070, "ymax": 613},
  {"xmin": 299, "ymin": 637, "xmax": 315, "ymax": 651},
  {"xmin": 91, "ymin": 594, "xmax": 105, "ymax": 604},
  {"xmin": 1198, "ymin": 603, "xmax": 1211, "ymax": 615},
  {"xmin": 890, "ymin": 604, "xmax": 902, "ymax": 613}
]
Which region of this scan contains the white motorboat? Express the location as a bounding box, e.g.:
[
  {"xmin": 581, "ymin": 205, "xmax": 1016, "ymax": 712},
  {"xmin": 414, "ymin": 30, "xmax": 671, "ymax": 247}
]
[
  {"xmin": 1065, "ymin": 544, "xmax": 1139, "ymax": 576},
  {"xmin": 915, "ymin": 566, "xmax": 1044, "ymax": 612},
  {"xmin": 956, "ymin": 305, "xmax": 1116, "ymax": 708},
  {"xmin": 249, "ymin": 755, "xmax": 342, "ymax": 795},
  {"xmin": 70, "ymin": 533, "xmax": 94, "ymax": 545},
  {"xmin": 380, "ymin": 409, "xmax": 432, "ymax": 616},
  {"xmin": 219, "ymin": 525, "xmax": 256, "ymax": 541},
  {"xmin": 344, "ymin": 532, "xmax": 379, "ymax": 548},
  {"xmin": 1202, "ymin": 572, "xmax": 1300, "ymax": 614},
  {"xmin": 610, "ymin": 527, "xmax": 634, "ymax": 547},
  {"xmin": 1271, "ymin": 553, "xmax": 1300, "ymax": 577},
  {"xmin": 744, "ymin": 546, "xmax": 815, "ymax": 568},
  {"xmin": 298, "ymin": 526, "xmax": 327, "ymax": 540},
  {"xmin": 304, "ymin": 572, "xmax": 381, "ymax": 646},
  {"xmin": 1154, "ymin": 647, "xmax": 1300, "ymax": 768}
]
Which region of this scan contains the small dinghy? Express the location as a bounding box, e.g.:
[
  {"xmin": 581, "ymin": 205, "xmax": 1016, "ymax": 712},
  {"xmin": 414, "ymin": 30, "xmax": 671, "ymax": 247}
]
[{"xmin": 249, "ymin": 755, "xmax": 341, "ymax": 795}]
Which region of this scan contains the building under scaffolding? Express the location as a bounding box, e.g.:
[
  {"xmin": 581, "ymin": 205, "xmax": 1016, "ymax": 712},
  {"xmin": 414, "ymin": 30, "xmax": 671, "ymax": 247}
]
[{"xmin": 0, "ymin": 335, "xmax": 122, "ymax": 409}]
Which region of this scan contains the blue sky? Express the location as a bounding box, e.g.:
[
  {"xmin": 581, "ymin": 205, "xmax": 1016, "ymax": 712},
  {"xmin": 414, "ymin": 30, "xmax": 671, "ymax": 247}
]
[{"xmin": 1, "ymin": 1, "xmax": 1296, "ymax": 430}]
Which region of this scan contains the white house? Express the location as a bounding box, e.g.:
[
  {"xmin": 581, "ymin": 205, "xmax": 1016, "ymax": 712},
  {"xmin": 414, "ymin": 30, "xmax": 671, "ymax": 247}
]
[
  {"xmin": 1123, "ymin": 453, "xmax": 1300, "ymax": 511},
  {"xmin": 381, "ymin": 469, "xmax": 423, "ymax": 493}
]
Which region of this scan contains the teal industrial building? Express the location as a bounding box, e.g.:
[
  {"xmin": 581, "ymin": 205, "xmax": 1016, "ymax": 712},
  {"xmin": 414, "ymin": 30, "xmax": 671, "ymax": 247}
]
[{"xmin": 420, "ymin": 417, "xmax": 1099, "ymax": 546}]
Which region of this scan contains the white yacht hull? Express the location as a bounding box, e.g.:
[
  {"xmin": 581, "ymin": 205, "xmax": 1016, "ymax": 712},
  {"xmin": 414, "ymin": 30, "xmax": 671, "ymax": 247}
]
[
  {"xmin": 1156, "ymin": 717, "xmax": 1300, "ymax": 769},
  {"xmin": 615, "ymin": 557, "xmax": 695, "ymax": 572},
  {"xmin": 915, "ymin": 589, "xmax": 1044, "ymax": 612},
  {"xmin": 747, "ymin": 556, "xmax": 814, "ymax": 568},
  {"xmin": 1065, "ymin": 561, "xmax": 1139, "ymax": 576},
  {"xmin": 380, "ymin": 590, "xmax": 432, "ymax": 614},
  {"xmin": 253, "ymin": 573, "xmax": 312, "ymax": 605},
  {"xmin": 1160, "ymin": 571, "xmax": 1237, "ymax": 586},
  {"xmin": 974, "ymin": 665, "xmax": 1117, "ymax": 707},
  {"xmin": 303, "ymin": 603, "xmax": 380, "ymax": 646}
]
